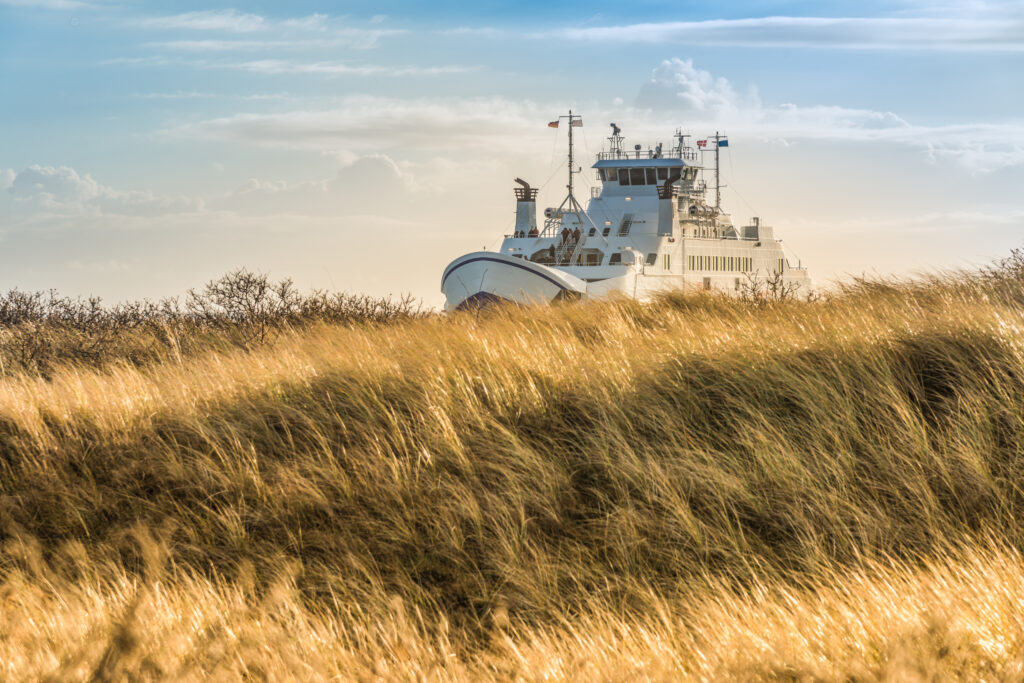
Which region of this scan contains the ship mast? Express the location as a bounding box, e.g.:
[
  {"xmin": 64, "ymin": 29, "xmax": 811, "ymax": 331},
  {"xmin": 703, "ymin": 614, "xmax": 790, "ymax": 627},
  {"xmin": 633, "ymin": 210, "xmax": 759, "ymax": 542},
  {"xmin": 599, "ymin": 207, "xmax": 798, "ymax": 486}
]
[
  {"xmin": 546, "ymin": 110, "xmax": 601, "ymax": 245},
  {"xmin": 712, "ymin": 131, "xmax": 728, "ymax": 211}
]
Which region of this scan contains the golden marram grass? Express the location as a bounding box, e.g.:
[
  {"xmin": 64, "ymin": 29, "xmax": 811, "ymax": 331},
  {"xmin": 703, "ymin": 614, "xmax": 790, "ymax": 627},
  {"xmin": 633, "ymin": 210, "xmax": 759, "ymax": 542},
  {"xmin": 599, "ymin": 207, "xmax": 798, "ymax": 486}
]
[{"xmin": 5, "ymin": 262, "xmax": 1024, "ymax": 680}]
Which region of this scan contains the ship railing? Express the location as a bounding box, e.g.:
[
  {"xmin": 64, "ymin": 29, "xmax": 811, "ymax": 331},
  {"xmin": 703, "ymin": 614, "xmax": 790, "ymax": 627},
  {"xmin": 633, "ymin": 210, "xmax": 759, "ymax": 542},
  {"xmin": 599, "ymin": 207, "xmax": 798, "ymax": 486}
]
[
  {"xmin": 596, "ymin": 149, "xmax": 699, "ymax": 161},
  {"xmin": 553, "ymin": 235, "xmax": 577, "ymax": 265},
  {"xmin": 528, "ymin": 250, "xmax": 621, "ymax": 267},
  {"xmin": 681, "ymin": 233, "xmax": 763, "ymax": 242},
  {"xmin": 566, "ymin": 232, "xmax": 587, "ymax": 265},
  {"xmin": 538, "ymin": 213, "xmax": 573, "ymax": 238}
]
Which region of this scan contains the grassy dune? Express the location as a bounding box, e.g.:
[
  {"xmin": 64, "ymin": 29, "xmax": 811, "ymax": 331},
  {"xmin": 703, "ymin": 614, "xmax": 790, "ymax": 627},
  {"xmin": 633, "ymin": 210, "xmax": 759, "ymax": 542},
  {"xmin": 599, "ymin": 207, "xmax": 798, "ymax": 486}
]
[{"xmin": 4, "ymin": 269, "xmax": 1024, "ymax": 679}]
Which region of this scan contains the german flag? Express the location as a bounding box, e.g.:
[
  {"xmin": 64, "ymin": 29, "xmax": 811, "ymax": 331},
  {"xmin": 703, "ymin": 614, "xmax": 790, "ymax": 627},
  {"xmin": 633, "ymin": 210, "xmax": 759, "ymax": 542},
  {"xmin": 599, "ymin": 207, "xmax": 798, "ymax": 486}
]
[{"xmin": 548, "ymin": 121, "xmax": 559, "ymax": 128}]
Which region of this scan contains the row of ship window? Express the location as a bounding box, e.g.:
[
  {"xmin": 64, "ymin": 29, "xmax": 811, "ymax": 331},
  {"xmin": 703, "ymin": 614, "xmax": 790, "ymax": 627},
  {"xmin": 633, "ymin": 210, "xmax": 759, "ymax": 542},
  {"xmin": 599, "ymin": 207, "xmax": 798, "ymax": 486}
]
[
  {"xmin": 598, "ymin": 166, "xmax": 700, "ymax": 185},
  {"xmin": 599, "ymin": 166, "xmax": 699, "ymax": 185},
  {"xmin": 687, "ymin": 255, "xmax": 753, "ymax": 272},
  {"xmin": 528, "ymin": 250, "xmax": 786, "ymax": 275},
  {"xmin": 600, "ymin": 167, "xmax": 668, "ymax": 185}
]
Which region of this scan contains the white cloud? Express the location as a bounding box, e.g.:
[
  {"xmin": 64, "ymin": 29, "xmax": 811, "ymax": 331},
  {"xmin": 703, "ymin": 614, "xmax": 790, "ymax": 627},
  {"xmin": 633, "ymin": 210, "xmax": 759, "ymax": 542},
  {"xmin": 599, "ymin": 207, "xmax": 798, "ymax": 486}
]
[
  {"xmin": 153, "ymin": 58, "xmax": 1024, "ymax": 173},
  {"xmin": 5, "ymin": 165, "xmax": 201, "ymax": 216},
  {"xmin": 217, "ymin": 154, "xmax": 416, "ymax": 217},
  {"xmin": 633, "ymin": 58, "xmax": 1024, "ymax": 172},
  {"xmin": 0, "ymin": 168, "xmax": 15, "ymax": 191},
  {"xmin": 133, "ymin": 91, "xmax": 292, "ymax": 101},
  {"xmin": 160, "ymin": 95, "xmax": 547, "ymax": 152},
  {"xmin": 148, "ymin": 28, "xmax": 404, "ymax": 52},
  {"xmin": 135, "ymin": 90, "xmax": 214, "ymax": 99},
  {"xmin": 9, "ymin": 165, "xmax": 102, "ymax": 202},
  {"xmin": 150, "ymin": 40, "xmax": 288, "ymax": 52},
  {"xmin": 132, "ymin": 11, "xmax": 400, "ymax": 51},
  {"xmin": 552, "ymin": 15, "xmax": 1024, "ymax": 51},
  {"xmin": 138, "ymin": 10, "xmax": 267, "ymax": 33},
  {"xmin": 0, "ymin": 0, "xmax": 90, "ymax": 8},
  {"xmin": 811, "ymin": 208, "xmax": 1024, "ymax": 234},
  {"xmin": 439, "ymin": 26, "xmax": 503, "ymax": 36},
  {"xmin": 107, "ymin": 56, "xmax": 461, "ymax": 78},
  {"xmin": 222, "ymin": 59, "xmax": 472, "ymax": 77},
  {"xmin": 100, "ymin": 56, "xmax": 187, "ymax": 67},
  {"xmin": 281, "ymin": 13, "xmax": 328, "ymax": 32},
  {"xmin": 637, "ymin": 58, "xmax": 755, "ymax": 115}
]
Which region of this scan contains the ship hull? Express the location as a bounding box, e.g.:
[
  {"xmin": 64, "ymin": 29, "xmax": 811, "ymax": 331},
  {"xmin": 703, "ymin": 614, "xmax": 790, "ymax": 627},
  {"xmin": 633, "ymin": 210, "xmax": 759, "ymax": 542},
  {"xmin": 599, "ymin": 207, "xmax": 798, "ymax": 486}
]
[{"xmin": 441, "ymin": 252, "xmax": 587, "ymax": 311}]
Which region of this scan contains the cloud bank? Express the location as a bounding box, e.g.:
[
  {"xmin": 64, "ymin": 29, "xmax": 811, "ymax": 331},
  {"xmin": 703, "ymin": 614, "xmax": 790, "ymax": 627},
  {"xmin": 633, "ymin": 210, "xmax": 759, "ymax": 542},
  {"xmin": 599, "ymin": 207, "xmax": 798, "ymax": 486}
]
[
  {"xmin": 554, "ymin": 15, "xmax": 1024, "ymax": 51},
  {"xmin": 4, "ymin": 165, "xmax": 201, "ymax": 217},
  {"xmin": 633, "ymin": 59, "xmax": 1024, "ymax": 172},
  {"xmin": 155, "ymin": 59, "xmax": 1024, "ymax": 174}
]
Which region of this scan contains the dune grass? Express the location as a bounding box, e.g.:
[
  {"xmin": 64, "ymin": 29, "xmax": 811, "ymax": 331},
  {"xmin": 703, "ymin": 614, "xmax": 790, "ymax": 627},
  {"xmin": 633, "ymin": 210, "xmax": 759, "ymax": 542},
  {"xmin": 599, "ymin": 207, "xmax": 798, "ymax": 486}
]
[{"xmin": 4, "ymin": 267, "xmax": 1024, "ymax": 679}]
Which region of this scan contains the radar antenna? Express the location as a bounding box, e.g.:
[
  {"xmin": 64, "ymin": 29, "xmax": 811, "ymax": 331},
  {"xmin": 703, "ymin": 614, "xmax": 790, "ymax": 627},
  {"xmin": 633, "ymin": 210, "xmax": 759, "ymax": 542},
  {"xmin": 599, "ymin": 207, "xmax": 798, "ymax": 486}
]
[{"xmin": 608, "ymin": 122, "xmax": 623, "ymax": 157}]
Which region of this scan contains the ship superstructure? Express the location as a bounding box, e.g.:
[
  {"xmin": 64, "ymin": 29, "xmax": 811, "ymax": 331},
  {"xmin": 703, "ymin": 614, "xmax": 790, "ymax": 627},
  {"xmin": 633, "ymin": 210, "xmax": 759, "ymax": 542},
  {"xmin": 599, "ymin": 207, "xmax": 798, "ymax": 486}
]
[{"xmin": 441, "ymin": 113, "xmax": 810, "ymax": 310}]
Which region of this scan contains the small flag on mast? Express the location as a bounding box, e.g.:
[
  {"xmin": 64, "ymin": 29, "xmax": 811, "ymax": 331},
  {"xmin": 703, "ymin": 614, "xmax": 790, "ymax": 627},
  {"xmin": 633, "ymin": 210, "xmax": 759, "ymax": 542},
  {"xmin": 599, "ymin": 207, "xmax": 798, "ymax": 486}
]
[
  {"xmin": 697, "ymin": 139, "xmax": 707, "ymax": 148},
  {"xmin": 548, "ymin": 121, "xmax": 559, "ymax": 128},
  {"xmin": 570, "ymin": 119, "xmax": 583, "ymax": 127},
  {"xmin": 718, "ymin": 139, "xmax": 729, "ymax": 147}
]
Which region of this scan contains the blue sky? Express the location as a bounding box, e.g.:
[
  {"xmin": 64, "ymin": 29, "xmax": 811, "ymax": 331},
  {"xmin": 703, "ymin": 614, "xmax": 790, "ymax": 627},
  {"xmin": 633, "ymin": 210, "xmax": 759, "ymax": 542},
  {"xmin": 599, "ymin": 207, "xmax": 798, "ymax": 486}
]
[{"xmin": 2, "ymin": 0, "xmax": 1023, "ymax": 305}]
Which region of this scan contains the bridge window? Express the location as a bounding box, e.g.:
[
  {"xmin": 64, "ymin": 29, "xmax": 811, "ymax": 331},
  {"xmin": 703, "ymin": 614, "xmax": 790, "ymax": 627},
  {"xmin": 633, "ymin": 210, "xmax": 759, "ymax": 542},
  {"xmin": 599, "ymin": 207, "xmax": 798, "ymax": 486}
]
[
  {"xmin": 657, "ymin": 167, "xmax": 668, "ymax": 181},
  {"xmin": 609, "ymin": 252, "xmax": 622, "ymax": 265},
  {"xmin": 646, "ymin": 168, "xmax": 657, "ymax": 184},
  {"xmin": 646, "ymin": 252, "xmax": 657, "ymax": 265},
  {"xmin": 618, "ymin": 169, "xmax": 630, "ymax": 186},
  {"xmin": 630, "ymin": 168, "xmax": 645, "ymax": 185},
  {"xmin": 602, "ymin": 168, "xmax": 618, "ymax": 182}
]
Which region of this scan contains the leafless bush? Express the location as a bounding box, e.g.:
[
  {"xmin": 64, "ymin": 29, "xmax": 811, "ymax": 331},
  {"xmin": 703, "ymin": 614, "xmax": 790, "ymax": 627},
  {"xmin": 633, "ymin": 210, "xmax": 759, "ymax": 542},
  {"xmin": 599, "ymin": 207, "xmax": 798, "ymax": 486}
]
[
  {"xmin": 0, "ymin": 269, "xmax": 423, "ymax": 377},
  {"xmin": 989, "ymin": 246, "xmax": 1024, "ymax": 280},
  {"xmin": 738, "ymin": 269, "xmax": 804, "ymax": 304}
]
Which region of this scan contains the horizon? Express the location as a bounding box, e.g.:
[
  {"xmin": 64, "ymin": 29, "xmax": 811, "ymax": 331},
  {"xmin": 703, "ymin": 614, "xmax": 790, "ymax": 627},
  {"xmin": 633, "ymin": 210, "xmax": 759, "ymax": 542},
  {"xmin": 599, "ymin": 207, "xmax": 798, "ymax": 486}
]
[{"xmin": 2, "ymin": 0, "xmax": 1023, "ymax": 307}]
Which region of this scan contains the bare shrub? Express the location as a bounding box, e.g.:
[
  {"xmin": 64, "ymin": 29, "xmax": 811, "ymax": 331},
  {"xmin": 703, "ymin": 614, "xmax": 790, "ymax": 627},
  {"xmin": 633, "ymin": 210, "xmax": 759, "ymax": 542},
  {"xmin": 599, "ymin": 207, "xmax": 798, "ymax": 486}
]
[
  {"xmin": 738, "ymin": 269, "xmax": 804, "ymax": 304},
  {"xmin": 0, "ymin": 269, "xmax": 423, "ymax": 377}
]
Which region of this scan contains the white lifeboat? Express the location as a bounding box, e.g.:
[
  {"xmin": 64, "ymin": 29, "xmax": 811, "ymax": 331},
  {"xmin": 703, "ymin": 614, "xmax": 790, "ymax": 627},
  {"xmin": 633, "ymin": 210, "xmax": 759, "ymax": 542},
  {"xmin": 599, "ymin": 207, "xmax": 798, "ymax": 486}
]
[{"xmin": 440, "ymin": 251, "xmax": 586, "ymax": 311}]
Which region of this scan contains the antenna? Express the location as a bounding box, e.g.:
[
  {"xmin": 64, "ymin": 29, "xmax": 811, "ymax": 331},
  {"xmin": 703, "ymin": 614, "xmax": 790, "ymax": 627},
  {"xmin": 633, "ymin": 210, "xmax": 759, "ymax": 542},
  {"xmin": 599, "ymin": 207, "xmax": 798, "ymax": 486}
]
[{"xmin": 713, "ymin": 131, "xmax": 728, "ymax": 210}]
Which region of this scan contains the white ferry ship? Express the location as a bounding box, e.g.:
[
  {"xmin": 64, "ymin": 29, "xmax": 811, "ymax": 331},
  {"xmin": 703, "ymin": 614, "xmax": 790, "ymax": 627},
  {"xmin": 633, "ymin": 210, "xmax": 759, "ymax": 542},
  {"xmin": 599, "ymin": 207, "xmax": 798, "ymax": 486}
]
[{"xmin": 441, "ymin": 112, "xmax": 810, "ymax": 310}]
